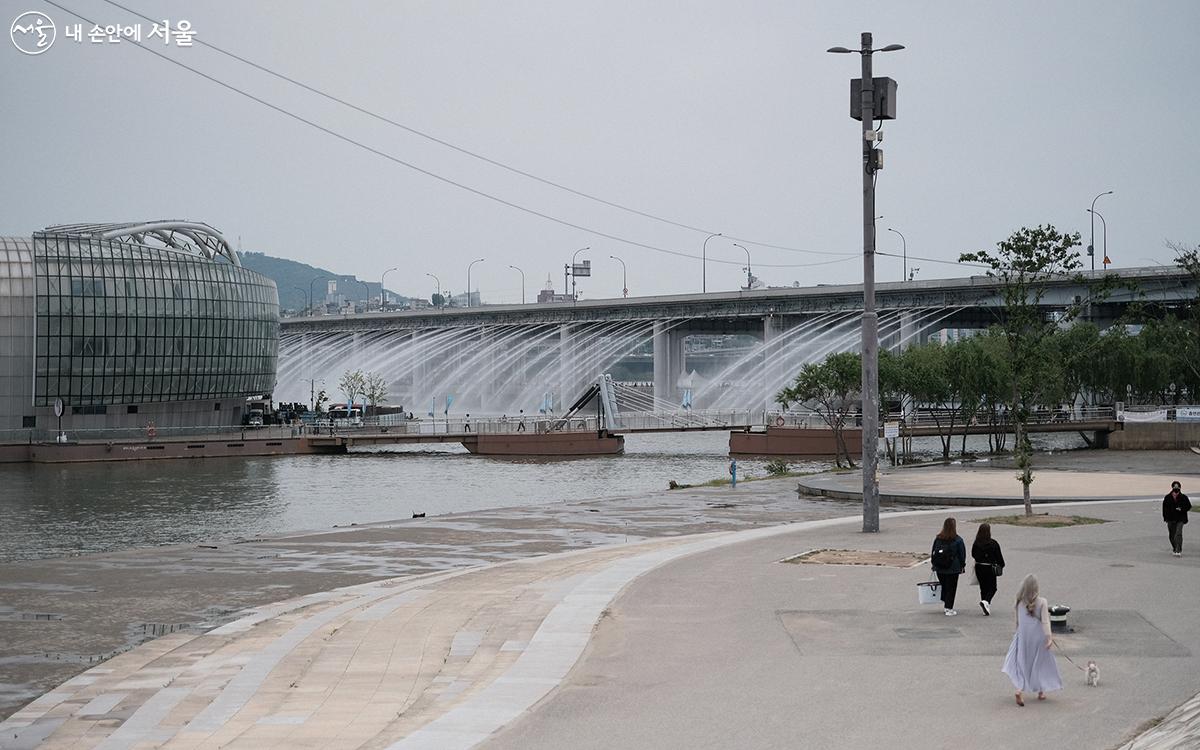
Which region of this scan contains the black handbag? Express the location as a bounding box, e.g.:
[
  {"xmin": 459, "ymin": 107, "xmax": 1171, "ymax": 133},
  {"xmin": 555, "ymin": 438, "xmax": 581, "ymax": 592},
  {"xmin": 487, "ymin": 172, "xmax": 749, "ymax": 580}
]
[{"xmin": 991, "ymin": 563, "xmax": 1004, "ymax": 577}]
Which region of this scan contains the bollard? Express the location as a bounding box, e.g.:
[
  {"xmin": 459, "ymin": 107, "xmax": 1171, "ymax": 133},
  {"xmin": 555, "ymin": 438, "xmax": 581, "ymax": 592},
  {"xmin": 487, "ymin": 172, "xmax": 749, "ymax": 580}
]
[{"xmin": 1049, "ymin": 604, "xmax": 1071, "ymax": 633}]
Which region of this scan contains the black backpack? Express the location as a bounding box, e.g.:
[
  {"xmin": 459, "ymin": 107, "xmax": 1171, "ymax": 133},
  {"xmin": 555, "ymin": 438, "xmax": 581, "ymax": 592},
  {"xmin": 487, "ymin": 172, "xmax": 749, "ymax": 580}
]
[{"xmin": 932, "ymin": 538, "xmax": 956, "ymax": 571}]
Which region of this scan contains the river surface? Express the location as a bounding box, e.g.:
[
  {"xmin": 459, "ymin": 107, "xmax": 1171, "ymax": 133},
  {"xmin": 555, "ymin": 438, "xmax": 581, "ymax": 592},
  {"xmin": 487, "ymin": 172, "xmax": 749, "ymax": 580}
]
[{"xmin": 0, "ymin": 432, "xmax": 1084, "ymax": 562}]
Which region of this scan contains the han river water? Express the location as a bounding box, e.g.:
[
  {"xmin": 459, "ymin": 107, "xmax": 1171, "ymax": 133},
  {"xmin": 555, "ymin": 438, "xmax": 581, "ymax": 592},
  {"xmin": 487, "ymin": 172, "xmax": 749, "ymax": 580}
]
[{"xmin": 0, "ymin": 432, "xmax": 1084, "ymax": 562}]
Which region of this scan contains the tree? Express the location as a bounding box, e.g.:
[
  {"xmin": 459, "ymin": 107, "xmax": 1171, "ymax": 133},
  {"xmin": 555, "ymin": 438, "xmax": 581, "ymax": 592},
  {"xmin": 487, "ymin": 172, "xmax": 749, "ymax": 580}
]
[
  {"xmin": 959, "ymin": 225, "xmax": 1084, "ymax": 516},
  {"xmin": 314, "ymin": 388, "xmax": 329, "ymax": 414},
  {"xmin": 776, "ymin": 351, "xmax": 861, "ymax": 468},
  {"xmin": 363, "ymin": 371, "xmax": 389, "ymax": 416},
  {"xmin": 339, "ymin": 369, "xmax": 366, "ymax": 409}
]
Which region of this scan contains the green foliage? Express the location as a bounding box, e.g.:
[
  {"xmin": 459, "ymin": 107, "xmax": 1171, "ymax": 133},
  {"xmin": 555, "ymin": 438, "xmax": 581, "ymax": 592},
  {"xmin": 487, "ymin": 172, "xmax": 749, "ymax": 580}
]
[
  {"xmin": 339, "ymin": 369, "xmax": 366, "ymax": 408},
  {"xmin": 363, "ymin": 371, "xmax": 389, "ymax": 415},
  {"xmin": 960, "ymin": 225, "xmax": 1084, "ymax": 515},
  {"xmin": 776, "ymin": 351, "xmax": 861, "ymax": 467},
  {"xmin": 765, "ymin": 458, "xmax": 790, "ymax": 476}
]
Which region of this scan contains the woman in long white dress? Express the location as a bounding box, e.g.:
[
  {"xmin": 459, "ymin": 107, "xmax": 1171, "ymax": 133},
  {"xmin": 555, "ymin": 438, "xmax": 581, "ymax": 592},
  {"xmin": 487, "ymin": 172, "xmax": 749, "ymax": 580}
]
[{"xmin": 1001, "ymin": 574, "xmax": 1063, "ymax": 706}]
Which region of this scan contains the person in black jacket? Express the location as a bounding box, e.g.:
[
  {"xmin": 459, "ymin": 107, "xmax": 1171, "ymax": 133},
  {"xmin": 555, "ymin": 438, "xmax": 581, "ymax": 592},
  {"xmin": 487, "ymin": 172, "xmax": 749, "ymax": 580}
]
[
  {"xmin": 931, "ymin": 517, "xmax": 967, "ymax": 616},
  {"xmin": 1164, "ymin": 480, "xmax": 1191, "ymax": 557},
  {"xmin": 971, "ymin": 522, "xmax": 1005, "ymax": 615}
]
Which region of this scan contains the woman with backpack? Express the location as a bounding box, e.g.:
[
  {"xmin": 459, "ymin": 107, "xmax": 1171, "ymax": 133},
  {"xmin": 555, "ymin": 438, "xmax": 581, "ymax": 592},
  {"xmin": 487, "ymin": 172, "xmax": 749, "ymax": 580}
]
[
  {"xmin": 930, "ymin": 517, "xmax": 967, "ymax": 616},
  {"xmin": 972, "ymin": 523, "xmax": 1006, "ymax": 616}
]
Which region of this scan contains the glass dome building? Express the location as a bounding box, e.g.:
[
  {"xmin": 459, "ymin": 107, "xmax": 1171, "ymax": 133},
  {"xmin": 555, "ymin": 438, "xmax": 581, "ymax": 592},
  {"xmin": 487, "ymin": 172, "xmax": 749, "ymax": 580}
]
[{"xmin": 0, "ymin": 222, "xmax": 279, "ymax": 434}]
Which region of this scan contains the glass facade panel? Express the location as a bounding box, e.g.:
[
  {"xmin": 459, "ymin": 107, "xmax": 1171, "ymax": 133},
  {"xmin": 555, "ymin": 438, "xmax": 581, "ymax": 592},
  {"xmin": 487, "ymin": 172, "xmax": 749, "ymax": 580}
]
[{"xmin": 33, "ymin": 233, "xmax": 279, "ymax": 406}]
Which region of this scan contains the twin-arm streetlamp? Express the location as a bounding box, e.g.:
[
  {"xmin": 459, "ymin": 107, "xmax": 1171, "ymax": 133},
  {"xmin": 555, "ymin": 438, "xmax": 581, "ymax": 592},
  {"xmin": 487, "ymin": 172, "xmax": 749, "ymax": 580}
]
[
  {"xmin": 609, "ymin": 255, "xmax": 628, "ymax": 297},
  {"xmin": 1089, "ymin": 190, "xmax": 1113, "ymax": 272},
  {"xmin": 731, "ymin": 243, "xmax": 751, "ymax": 290},
  {"xmin": 701, "ymin": 232, "xmax": 722, "ymax": 293},
  {"xmin": 467, "ymin": 258, "xmax": 485, "ymax": 307},
  {"xmin": 829, "ymin": 32, "xmax": 904, "ymax": 534},
  {"xmin": 887, "ymin": 227, "xmax": 907, "ymax": 281},
  {"xmin": 381, "ymin": 267, "xmax": 398, "ymax": 309},
  {"xmin": 508, "ymin": 265, "xmax": 526, "ymax": 304}
]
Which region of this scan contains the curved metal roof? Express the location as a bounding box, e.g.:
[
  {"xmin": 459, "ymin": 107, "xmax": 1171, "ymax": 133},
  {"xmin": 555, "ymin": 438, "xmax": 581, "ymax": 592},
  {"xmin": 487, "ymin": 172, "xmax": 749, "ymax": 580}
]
[{"xmin": 40, "ymin": 221, "xmax": 241, "ymax": 267}]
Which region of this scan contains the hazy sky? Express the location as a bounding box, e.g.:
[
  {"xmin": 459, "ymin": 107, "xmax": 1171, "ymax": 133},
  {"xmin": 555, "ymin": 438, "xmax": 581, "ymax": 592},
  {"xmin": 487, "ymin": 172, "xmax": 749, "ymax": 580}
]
[{"xmin": 3, "ymin": 1, "xmax": 1198, "ymax": 303}]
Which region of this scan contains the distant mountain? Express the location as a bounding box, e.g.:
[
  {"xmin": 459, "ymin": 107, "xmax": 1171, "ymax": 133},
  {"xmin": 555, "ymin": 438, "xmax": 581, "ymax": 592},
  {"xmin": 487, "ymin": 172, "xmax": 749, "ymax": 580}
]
[{"xmin": 238, "ymin": 252, "xmax": 416, "ymax": 312}]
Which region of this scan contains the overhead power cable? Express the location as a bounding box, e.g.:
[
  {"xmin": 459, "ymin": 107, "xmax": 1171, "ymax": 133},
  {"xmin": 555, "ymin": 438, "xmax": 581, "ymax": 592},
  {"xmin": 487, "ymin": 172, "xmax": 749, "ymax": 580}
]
[
  {"xmin": 46, "ymin": 0, "xmax": 851, "ymax": 270},
  {"xmin": 98, "ymin": 0, "xmax": 856, "ymax": 260}
]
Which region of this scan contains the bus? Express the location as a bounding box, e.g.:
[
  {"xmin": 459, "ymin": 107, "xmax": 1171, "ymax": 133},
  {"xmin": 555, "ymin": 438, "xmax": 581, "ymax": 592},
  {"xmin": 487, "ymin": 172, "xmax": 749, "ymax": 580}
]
[{"xmin": 327, "ymin": 404, "xmax": 364, "ymax": 427}]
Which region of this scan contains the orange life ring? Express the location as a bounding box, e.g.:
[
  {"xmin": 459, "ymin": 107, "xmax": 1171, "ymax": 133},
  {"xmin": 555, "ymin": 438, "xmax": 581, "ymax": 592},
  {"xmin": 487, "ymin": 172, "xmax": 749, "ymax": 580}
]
[
  {"xmin": 775, "ymin": 416, "xmax": 786, "ymax": 427},
  {"xmin": 146, "ymin": 425, "xmax": 157, "ymax": 439}
]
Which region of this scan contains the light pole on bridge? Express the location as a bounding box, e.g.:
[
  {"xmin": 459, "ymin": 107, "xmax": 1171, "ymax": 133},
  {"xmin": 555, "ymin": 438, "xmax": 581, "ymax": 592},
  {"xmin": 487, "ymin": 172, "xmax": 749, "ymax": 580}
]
[
  {"xmin": 308, "ymin": 276, "xmax": 327, "ymax": 317},
  {"xmin": 467, "ymin": 258, "xmax": 485, "ymax": 308},
  {"xmin": 381, "ymin": 267, "xmax": 398, "ymax": 309},
  {"xmin": 887, "ymin": 227, "xmax": 906, "ymax": 282},
  {"xmin": 1089, "ymin": 190, "xmax": 1113, "ymax": 272},
  {"xmin": 609, "ymin": 255, "xmax": 628, "ymax": 297},
  {"xmin": 731, "ymin": 243, "xmax": 752, "ymax": 290},
  {"xmin": 508, "ymin": 265, "xmax": 526, "ymax": 304},
  {"xmin": 425, "ymin": 272, "xmax": 442, "ymax": 308},
  {"xmin": 701, "ymin": 232, "xmax": 722, "ymax": 293},
  {"xmin": 1087, "ymin": 208, "xmax": 1109, "ymax": 269}
]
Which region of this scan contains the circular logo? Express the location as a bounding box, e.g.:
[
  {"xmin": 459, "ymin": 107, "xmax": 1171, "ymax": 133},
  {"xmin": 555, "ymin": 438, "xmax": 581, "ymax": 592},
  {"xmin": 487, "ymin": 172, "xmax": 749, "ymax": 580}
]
[{"xmin": 10, "ymin": 11, "xmax": 56, "ymax": 55}]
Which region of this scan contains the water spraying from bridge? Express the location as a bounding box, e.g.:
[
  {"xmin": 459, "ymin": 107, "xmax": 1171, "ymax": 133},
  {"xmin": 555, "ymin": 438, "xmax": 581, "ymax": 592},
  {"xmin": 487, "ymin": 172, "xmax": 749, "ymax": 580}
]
[{"xmin": 276, "ymin": 308, "xmax": 964, "ymax": 417}]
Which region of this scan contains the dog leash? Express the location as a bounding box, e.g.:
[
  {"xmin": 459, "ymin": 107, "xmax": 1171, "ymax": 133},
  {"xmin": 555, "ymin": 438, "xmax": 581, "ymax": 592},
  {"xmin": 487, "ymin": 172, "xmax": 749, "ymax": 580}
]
[{"xmin": 1052, "ymin": 640, "xmax": 1086, "ymax": 672}]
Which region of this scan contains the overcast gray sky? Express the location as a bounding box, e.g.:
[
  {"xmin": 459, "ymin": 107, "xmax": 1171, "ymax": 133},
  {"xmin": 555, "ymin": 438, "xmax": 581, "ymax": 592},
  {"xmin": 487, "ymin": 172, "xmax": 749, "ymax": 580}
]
[{"xmin": 3, "ymin": 0, "xmax": 1198, "ymax": 303}]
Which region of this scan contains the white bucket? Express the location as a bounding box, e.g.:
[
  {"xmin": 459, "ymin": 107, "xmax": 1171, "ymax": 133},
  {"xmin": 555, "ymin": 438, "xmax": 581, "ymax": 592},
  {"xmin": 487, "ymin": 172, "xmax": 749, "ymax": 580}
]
[{"xmin": 917, "ymin": 581, "xmax": 942, "ymax": 605}]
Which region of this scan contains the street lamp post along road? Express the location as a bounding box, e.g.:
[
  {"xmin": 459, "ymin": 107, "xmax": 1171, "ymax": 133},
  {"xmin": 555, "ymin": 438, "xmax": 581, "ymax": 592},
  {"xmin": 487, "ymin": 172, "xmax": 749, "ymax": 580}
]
[
  {"xmin": 292, "ymin": 286, "xmax": 309, "ymax": 316},
  {"xmin": 467, "ymin": 258, "xmax": 485, "ymax": 308},
  {"xmin": 508, "ymin": 265, "xmax": 525, "ymax": 304},
  {"xmin": 887, "ymin": 227, "xmax": 906, "ymax": 281},
  {"xmin": 609, "ymin": 255, "xmax": 628, "ymax": 297},
  {"xmin": 829, "ymin": 31, "xmax": 904, "ymax": 534},
  {"xmin": 1089, "ymin": 190, "xmax": 1113, "ymax": 272},
  {"xmin": 308, "ymin": 275, "xmax": 327, "ymax": 317},
  {"xmin": 568, "ymin": 246, "xmax": 589, "ymax": 300},
  {"xmin": 1088, "ymin": 208, "xmax": 1109, "ymax": 269},
  {"xmin": 702, "ymin": 232, "xmax": 722, "ymax": 293},
  {"xmin": 381, "ymin": 267, "xmax": 398, "ymax": 309},
  {"xmin": 732, "ymin": 243, "xmax": 751, "ymax": 289},
  {"xmin": 425, "ymin": 272, "xmax": 442, "ymax": 308}
]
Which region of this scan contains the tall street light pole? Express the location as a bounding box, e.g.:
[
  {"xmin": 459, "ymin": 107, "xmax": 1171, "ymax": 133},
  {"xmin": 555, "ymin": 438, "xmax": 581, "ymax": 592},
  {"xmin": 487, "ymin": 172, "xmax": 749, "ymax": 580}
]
[
  {"xmin": 887, "ymin": 227, "xmax": 906, "ymax": 281},
  {"xmin": 381, "ymin": 267, "xmax": 398, "ymax": 309},
  {"xmin": 829, "ymin": 32, "xmax": 904, "ymax": 534},
  {"xmin": 425, "ymin": 272, "xmax": 441, "ymax": 308},
  {"xmin": 732, "ymin": 243, "xmax": 751, "ymax": 289},
  {"xmin": 569, "ymin": 246, "xmax": 589, "ymax": 300},
  {"xmin": 1088, "ymin": 208, "xmax": 1109, "ymax": 269},
  {"xmin": 292, "ymin": 286, "xmax": 308, "ymax": 316},
  {"xmin": 508, "ymin": 265, "xmax": 525, "ymax": 304},
  {"xmin": 702, "ymin": 232, "xmax": 722, "ymax": 293},
  {"xmin": 1089, "ymin": 190, "xmax": 1113, "ymax": 272},
  {"xmin": 308, "ymin": 276, "xmax": 327, "ymax": 317},
  {"xmin": 609, "ymin": 255, "xmax": 628, "ymax": 297},
  {"xmin": 467, "ymin": 258, "xmax": 485, "ymax": 308}
]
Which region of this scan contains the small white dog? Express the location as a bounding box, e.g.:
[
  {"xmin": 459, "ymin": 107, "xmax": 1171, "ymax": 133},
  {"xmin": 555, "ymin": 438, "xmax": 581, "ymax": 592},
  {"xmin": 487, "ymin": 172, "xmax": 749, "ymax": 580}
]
[{"xmin": 1085, "ymin": 660, "xmax": 1100, "ymax": 687}]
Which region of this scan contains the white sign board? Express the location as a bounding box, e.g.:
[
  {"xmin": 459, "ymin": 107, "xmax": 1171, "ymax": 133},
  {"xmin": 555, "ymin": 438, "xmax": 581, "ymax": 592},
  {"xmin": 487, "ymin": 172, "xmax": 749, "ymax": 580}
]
[
  {"xmin": 884, "ymin": 422, "xmax": 900, "ymax": 439},
  {"xmin": 1176, "ymin": 407, "xmax": 1200, "ymax": 422}
]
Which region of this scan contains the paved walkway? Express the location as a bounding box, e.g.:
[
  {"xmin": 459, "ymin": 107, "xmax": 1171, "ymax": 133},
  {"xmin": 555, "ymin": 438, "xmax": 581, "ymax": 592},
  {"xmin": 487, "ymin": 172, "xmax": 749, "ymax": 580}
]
[{"xmin": 3, "ymin": 462, "xmax": 1198, "ymax": 748}]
